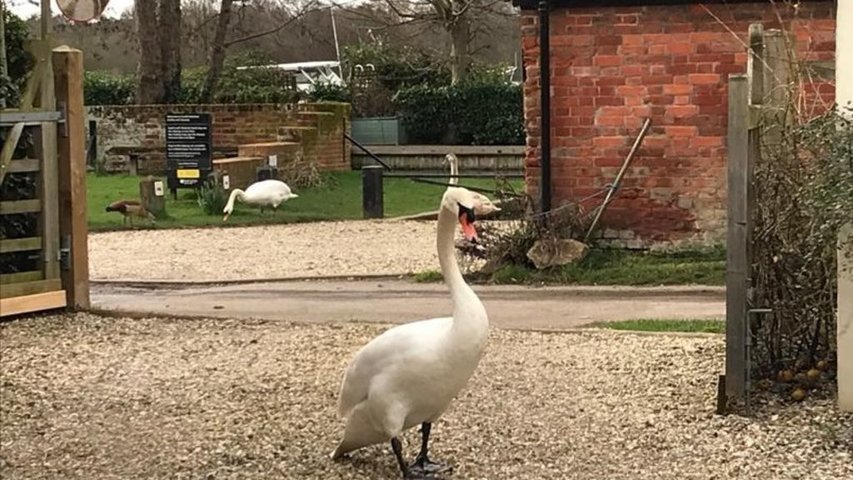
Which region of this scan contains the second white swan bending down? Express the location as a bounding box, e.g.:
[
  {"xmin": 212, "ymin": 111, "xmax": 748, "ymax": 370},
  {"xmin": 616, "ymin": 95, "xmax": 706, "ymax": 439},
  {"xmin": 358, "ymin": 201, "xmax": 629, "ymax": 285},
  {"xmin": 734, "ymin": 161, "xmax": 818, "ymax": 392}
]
[
  {"xmin": 222, "ymin": 179, "xmax": 298, "ymax": 221},
  {"xmin": 331, "ymin": 187, "xmax": 500, "ymax": 479}
]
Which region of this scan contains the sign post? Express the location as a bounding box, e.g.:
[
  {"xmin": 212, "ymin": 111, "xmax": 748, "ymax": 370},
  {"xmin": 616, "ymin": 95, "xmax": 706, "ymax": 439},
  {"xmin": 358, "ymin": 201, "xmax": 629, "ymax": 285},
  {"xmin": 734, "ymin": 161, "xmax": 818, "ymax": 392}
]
[{"xmin": 165, "ymin": 113, "xmax": 212, "ymax": 198}]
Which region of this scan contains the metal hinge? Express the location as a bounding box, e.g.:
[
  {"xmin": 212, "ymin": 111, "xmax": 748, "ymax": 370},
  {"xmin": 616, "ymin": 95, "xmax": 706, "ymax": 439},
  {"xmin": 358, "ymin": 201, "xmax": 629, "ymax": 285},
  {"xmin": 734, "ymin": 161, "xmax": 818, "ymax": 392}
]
[{"xmin": 59, "ymin": 235, "xmax": 71, "ymax": 270}]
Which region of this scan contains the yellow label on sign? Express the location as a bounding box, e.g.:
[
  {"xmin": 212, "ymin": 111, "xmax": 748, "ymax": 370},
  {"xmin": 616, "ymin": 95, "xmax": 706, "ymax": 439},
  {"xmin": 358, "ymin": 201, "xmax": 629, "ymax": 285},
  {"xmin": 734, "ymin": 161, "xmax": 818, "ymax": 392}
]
[{"xmin": 176, "ymin": 169, "xmax": 200, "ymax": 179}]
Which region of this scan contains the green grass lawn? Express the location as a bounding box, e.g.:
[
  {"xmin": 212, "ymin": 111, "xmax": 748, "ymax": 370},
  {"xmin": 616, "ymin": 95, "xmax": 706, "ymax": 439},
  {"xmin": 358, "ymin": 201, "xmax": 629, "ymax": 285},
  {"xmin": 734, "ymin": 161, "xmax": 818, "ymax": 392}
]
[
  {"xmin": 87, "ymin": 171, "xmax": 521, "ymax": 231},
  {"xmin": 490, "ymin": 247, "xmax": 726, "ymax": 286},
  {"xmin": 588, "ymin": 318, "xmax": 725, "ymax": 333},
  {"xmin": 416, "ymin": 246, "xmax": 726, "ymax": 286}
]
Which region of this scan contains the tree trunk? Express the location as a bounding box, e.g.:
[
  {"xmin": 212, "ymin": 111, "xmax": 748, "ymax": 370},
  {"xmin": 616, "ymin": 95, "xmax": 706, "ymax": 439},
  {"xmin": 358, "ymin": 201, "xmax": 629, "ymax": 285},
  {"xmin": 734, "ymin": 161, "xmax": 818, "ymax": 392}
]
[
  {"xmin": 135, "ymin": 0, "xmax": 163, "ymax": 104},
  {"xmin": 158, "ymin": 0, "xmax": 182, "ymax": 103},
  {"xmin": 448, "ymin": 15, "xmax": 471, "ymax": 85},
  {"xmin": 201, "ymin": 0, "xmax": 234, "ymax": 103}
]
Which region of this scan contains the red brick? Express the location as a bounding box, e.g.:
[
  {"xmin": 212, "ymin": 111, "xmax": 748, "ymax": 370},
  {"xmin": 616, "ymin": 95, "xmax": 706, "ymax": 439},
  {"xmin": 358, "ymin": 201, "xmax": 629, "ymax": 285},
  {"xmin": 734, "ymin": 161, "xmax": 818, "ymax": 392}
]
[
  {"xmin": 688, "ymin": 73, "xmax": 720, "ymax": 85},
  {"xmin": 593, "ymin": 136, "xmax": 627, "ymax": 148},
  {"xmin": 667, "ymin": 43, "xmax": 693, "ymax": 55},
  {"xmin": 665, "ymin": 126, "xmax": 698, "ymax": 137},
  {"xmin": 595, "ymin": 115, "xmax": 625, "ymax": 127},
  {"xmin": 663, "ymin": 84, "xmax": 692, "ymax": 95},
  {"xmin": 616, "ymin": 85, "xmax": 648, "ymax": 97},
  {"xmin": 594, "ymin": 55, "xmax": 622, "ymax": 67},
  {"xmin": 693, "ymin": 136, "xmax": 724, "ymax": 147},
  {"xmin": 666, "ymin": 105, "xmax": 699, "ymax": 118}
]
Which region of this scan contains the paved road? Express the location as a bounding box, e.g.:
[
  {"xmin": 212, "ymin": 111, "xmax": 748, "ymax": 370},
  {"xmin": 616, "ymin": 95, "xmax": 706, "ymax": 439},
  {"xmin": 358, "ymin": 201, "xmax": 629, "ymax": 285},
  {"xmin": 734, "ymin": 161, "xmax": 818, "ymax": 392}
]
[{"xmin": 91, "ymin": 280, "xmax": 725, "ymax": 331}]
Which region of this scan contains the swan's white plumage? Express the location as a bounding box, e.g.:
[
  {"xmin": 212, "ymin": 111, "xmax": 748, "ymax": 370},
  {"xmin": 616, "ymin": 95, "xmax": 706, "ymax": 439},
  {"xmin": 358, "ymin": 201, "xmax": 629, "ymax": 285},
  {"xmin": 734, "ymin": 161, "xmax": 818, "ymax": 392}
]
[
  {"xmin": 331, "ymin": 187, "xmax": 497, "ymax": 460},
  {"xmin": 222, "ymin": 179, "xmax": 297, "ymax": 220}
]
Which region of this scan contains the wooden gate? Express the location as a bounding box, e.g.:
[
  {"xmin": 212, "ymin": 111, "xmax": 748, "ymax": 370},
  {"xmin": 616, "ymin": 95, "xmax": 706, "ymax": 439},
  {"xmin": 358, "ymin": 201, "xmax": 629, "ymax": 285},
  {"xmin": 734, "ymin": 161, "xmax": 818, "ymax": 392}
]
[{"xmin": 1, "ymin": 43, "xmax": 89, "ymax": 317}]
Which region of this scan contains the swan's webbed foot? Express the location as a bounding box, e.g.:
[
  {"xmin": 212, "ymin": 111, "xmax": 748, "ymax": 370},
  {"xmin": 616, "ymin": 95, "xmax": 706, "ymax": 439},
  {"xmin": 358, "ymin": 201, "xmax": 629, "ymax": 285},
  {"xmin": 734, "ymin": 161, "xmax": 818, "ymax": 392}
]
[{"xmin": 407, "ymin": 455, "xmax": 453, "ymax": 477}]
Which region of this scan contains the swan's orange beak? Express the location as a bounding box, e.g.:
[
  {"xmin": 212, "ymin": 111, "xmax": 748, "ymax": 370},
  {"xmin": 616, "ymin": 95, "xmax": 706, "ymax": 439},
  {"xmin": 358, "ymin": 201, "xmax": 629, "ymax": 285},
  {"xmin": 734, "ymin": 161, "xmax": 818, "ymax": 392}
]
[{"xmin": 459, "ymin": 207, "xmax": 477, "ymax": 243}]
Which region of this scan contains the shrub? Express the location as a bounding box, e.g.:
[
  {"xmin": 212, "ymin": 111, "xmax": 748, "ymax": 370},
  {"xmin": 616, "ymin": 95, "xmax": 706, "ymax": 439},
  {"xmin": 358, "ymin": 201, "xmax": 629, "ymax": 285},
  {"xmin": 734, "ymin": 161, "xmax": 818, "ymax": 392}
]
[
  {"xmin": 197, "ymin": 179, "xmax": 228, "ymax": 215},
  {"xmin": 307, "ymin": 82, "xmax": 351, "ymax": 103},
  {"xmin": 393, "ymin": 80, "xmax": 524, "ymax": 145},
  {"xmin": 180, "ymin": 60, "xmax": 300, "ymax": 105},
  {"xmin": 84, "ymin": 71, "xmax": 136, "ymax": 105},
  {"xmin": 1, "ymin": 10, "xmax": 33, "ymax": 108}
]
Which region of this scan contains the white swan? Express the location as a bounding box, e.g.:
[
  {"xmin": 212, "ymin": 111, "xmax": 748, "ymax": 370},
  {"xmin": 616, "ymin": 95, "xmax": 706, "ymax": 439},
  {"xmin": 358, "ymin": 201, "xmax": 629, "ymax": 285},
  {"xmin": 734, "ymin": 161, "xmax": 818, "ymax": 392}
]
[
  {"xmin": 222, "ymin": 179, "xmax": 298, "ymax": 221},
  {"xmin": 331, "ymin": 187, "xmax": 500, "ymax": 479},
  {"xmin": 444, "ymin": 153, "xmax": 459, "ymax": 186},
  {"xmin": 444, "ymin": 152, "xmax": 500, "ymax": 217}
]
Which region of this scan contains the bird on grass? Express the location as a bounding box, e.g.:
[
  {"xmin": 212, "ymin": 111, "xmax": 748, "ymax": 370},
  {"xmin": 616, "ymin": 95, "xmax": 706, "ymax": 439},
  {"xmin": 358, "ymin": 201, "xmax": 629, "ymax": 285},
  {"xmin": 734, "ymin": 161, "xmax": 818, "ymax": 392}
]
[
  {"xmin": 222, "ymin": 179, "xmax": 298, "ymax": 221},
  {"xmin": 105, "ymin": 200, "xmax": 156, "ymax": 227}
]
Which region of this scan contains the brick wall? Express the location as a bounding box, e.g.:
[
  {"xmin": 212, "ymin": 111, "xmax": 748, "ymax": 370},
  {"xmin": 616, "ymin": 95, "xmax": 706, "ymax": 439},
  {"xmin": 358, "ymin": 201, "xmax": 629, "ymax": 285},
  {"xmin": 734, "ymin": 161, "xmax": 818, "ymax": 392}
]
[
  {"xmin": 520, "ymin": 1, "xmax": 835, "ymax": 246},
  {"xmin": 87, "ymin": 102, "xmax": 351, "ymax": 175}
]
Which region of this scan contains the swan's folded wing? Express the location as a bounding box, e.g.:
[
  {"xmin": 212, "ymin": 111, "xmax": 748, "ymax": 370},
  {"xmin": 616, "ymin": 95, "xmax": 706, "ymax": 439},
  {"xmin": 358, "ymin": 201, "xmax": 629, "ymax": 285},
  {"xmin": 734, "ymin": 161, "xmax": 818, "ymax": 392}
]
[
  {"xmin": 335, "ymin": 318, "xmax": 450, "ymax": 419},
  {"xmin": 336, "ymin": 362, "xmax": 368, "ymax": 419}
]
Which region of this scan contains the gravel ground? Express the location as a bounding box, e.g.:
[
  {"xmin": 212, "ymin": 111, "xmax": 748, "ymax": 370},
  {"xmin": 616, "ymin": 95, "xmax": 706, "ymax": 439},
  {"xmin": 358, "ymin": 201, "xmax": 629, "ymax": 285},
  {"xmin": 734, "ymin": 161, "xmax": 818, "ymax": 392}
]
[
  {"xmin": 89, "ymin": 221, "xmax": 441, "ymax": 282},
  {"xmin": 1, "ymin": 313, "xmax": 851, "ymax": 480}
]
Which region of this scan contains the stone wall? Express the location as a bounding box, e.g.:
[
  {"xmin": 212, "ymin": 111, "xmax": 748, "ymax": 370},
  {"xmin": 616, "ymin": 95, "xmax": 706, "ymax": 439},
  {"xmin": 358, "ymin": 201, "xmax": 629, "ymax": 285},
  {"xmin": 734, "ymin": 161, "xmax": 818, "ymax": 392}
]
[
  {"xmin": 87, "ymin": 102, "xmax": 351, "ymax": 175},
  {"xmin": 518, "ymin": 1, "xmax": 836, "ymax": 245}
]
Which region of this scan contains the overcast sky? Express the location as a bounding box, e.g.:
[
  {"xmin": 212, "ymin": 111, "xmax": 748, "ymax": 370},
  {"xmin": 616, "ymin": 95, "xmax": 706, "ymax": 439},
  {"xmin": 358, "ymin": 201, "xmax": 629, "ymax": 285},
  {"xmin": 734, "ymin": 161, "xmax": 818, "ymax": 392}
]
[
  {"xmin": 7, "ymin": 0, "xmax": 364, "ymax": 20},
  {"xmin": 8, "ymin": 0, "xmax": 133, "ymax": 19}
]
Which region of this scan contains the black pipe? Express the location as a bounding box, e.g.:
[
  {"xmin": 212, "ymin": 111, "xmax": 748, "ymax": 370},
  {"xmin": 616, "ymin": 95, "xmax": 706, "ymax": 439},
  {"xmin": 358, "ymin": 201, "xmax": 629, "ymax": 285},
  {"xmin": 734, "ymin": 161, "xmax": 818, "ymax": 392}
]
[
  {"xmin": 384, "ymin": 173, "xmax": 524, "ymax": 179},
  {"xmin": 538, "ymin": 0, "xmax": 552, "ymax": 216},
  {"xmin": 409, "ymin": 178, "xmax": 524, "ymax": 198},
  {"xmin": 344, "ymin": 132, "xmax": 393, "ymax": 170}
]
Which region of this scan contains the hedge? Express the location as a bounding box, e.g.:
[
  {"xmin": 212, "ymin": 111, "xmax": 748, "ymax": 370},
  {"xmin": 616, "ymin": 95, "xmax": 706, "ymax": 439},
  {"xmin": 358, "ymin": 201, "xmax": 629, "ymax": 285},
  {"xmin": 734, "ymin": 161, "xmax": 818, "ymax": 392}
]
[
  {"xmin": 392, "ymin": 81, "xmax": 524, "ymax": 145},
  {"xmin": 84, "ymin": 64, "xmax": 299, "ymax": 106}
]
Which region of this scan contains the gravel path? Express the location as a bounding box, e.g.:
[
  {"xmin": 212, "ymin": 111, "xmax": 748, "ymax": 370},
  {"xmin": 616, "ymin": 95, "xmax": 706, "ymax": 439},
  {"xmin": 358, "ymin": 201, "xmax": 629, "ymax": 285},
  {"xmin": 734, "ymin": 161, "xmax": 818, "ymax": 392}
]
[
  {"xmin": 2, "ymin": 313, "xmax": 850, "ymax": 480},
  {"xmin": 89, "ymin": 221, "xmax": 441, "ymax": 282}
]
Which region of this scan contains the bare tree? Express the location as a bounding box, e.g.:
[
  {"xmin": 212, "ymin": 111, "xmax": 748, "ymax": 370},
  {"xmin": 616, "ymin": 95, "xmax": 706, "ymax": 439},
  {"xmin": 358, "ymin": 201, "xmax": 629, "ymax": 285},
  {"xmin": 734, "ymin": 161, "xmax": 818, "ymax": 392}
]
[
  {"xmin": 135, "ymin": 0, "xmax": 182, "ymax": 104},
  {"xmin": 159, "ymin": 0, "xmax": 182, "ymax": 103},
  {"xmin": 199, "ymin": 0, "xmax": 322, "ymax": 102},
  {"xmin": 200, "ymin": 0, "xmax": 234, "ymax": 102},
  {"xmin": 135, "ymin": 0, "xmax": 162, "ymax": 103},
  {"xmin": 369, "ymin": 0, "xmax": 512, "ymax": 84}
]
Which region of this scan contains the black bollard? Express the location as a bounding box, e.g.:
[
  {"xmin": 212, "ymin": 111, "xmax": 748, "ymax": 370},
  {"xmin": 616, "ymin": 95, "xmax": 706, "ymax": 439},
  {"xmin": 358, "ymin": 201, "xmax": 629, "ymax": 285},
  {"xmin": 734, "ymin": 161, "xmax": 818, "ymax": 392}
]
[{"xmin": 362, "ymin": 165, "xmax": 384, "ymax": 219}]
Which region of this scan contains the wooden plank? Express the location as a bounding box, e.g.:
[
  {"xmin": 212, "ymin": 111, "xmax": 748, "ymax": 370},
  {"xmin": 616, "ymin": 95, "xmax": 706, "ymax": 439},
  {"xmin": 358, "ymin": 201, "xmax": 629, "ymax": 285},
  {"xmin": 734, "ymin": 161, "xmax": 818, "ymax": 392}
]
[
  {"xmin": 18, "ymin": 59, "xmax": 44, "ymax": 110},
  {"xmin": 0, "ymin": 290, "xmax": 66, "ymax": 317},
  {"xmin": 0, "ymin": 278, "xmax": 61, "ymax": 298},
  {"xmin": 0, "ymin": 270, "xmax": 43, "ymax": 284},
  {"xmin": 763, "ymin": 30, "xmax": 793, "ymax": 139},
  {"xmin": 0, "ymin": 237, "xmax": 42, "ymax": 253},
  {"xmin": 40, "ymin": 57, "xmax": 60, "ymax": 282},
  {"xmin": 7, "ymin": 158, "xmax": 41, "ymax": 173},
  {"xmin": 54, "ymin": 46, "xmax": 90, "ymax": 310},
  {"xmin": 0, "ymin": 199, "xmax": 42, "ymax": 214},
  {"xmin": 0, "ymin": 122, "xmax": 25, "ymax": 185},
  {"xmin": 726, "ymin": 74, "xmax": 751, "ymax": 399},
  {"xmin": 747, "ymin": 23, "xmax": 764, "ymax": 106},
  {"xmin": 351, "ymin": 145, "xmax": 526, "ymax": 156}
]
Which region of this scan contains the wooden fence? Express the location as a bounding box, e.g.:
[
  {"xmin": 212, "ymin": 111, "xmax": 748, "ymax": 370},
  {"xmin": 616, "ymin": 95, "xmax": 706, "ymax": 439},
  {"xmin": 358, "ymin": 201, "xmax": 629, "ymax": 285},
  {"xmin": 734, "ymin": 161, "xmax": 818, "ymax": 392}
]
[
  {"xmin": 724, "ymin": 24, "xmax": 790, "ymax": 407},
  {"xmin": 0, "ymin": 45, "xmax": 89, "ymax": 317}
]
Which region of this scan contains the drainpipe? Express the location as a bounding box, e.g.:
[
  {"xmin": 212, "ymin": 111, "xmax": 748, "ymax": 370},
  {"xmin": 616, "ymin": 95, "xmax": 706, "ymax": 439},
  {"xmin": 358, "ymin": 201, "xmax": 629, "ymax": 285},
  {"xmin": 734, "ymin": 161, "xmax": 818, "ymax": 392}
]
[{"xmin": 538, "ymin": 0, "xmax": 552, "ymax": 216}]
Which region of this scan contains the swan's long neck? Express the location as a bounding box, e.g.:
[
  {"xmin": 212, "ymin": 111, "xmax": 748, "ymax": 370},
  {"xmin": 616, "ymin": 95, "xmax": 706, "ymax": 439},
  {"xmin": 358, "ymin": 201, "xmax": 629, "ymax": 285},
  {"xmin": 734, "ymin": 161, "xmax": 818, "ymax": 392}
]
[
  {"xmin": 225, "ymin": 189, "xmax": 245, "ymax": 212},
  {"xmin": 437, "ymin": 205, "xmax": 486, "ymax": 329},
  {"xmin": 448, "ymin": 157, "xmax": 459, "ymax": 186}
]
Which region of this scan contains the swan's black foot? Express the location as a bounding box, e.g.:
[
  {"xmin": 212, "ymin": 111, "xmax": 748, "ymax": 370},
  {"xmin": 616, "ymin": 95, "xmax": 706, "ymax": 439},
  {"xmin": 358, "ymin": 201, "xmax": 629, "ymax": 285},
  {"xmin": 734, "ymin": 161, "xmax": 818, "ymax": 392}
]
[{"xmin": 405, "ymin": 456, "xmax": 453, "ymax": 478}]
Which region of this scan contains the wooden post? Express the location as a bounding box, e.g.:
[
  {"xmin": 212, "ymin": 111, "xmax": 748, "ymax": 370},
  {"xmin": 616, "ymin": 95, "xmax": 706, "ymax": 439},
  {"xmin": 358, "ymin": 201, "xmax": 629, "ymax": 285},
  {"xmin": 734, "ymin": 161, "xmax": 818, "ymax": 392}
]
[
  {"xmin": 53, "ymin": 46, "xmax": 89, "ymax": 309},
  {"xmin": 726, "ymin": 74, "xmax": 750, "ymax": 399},
  {"xmin": 837, "ymin": 0, "xmax": 853, "ymax": 413},
  {"xmin": 362, "ymin": 165, "xmax": 383, "ymax": 219},
  {"xmin": 39, "ymin": 44, "xmax": 60, "ymax": 282},
  {"xmin": 839, "ymin": 225, "xmax": 853, "ymax": 411},
  {"xmin": 139, "ymin": 175, "xmax": 166, "ymax": 216}
]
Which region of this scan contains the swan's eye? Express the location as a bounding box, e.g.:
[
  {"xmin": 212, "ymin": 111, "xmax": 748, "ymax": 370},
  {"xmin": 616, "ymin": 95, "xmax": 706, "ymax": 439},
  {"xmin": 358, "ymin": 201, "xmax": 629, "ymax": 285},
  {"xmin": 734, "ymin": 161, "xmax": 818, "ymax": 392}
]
[{"xmin": 457, "ymin": 203, "xmax": 476, "ymax": 223}]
